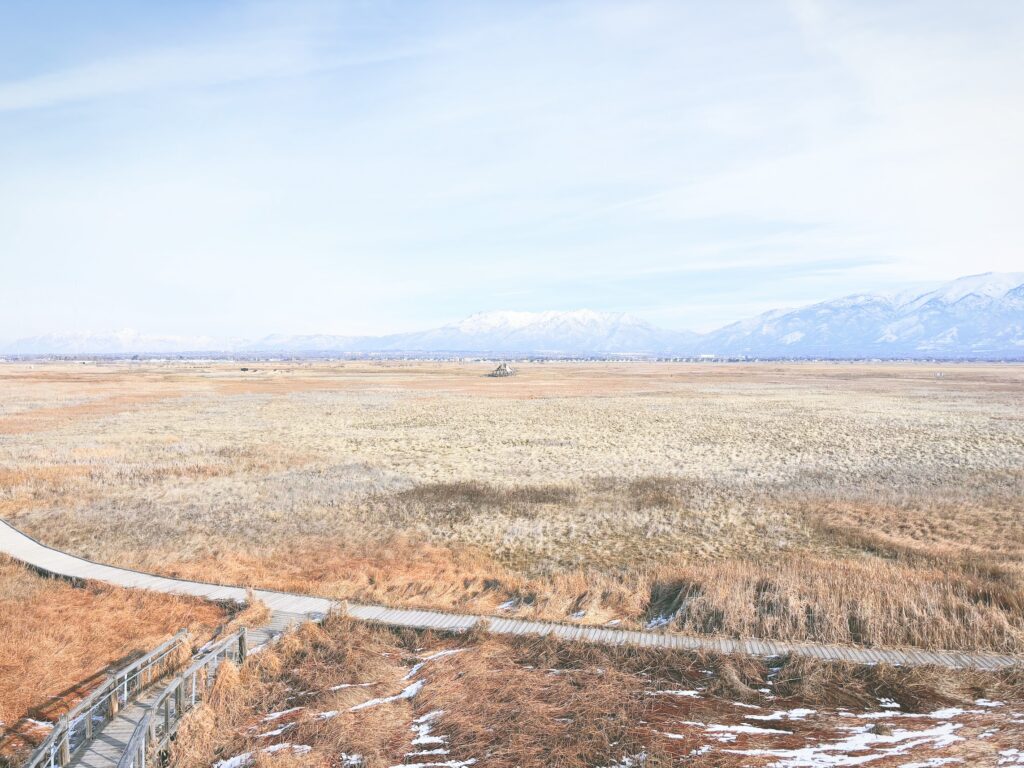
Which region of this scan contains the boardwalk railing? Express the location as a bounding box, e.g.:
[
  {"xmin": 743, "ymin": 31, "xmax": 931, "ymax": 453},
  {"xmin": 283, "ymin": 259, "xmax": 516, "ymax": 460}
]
[
  {"xmin": 25, "ymin": 630, "xmax": 190, "ymax": 768},
  {"xmin": 117, "ymin": 629, "xmax": 248, "ymax": 768}
]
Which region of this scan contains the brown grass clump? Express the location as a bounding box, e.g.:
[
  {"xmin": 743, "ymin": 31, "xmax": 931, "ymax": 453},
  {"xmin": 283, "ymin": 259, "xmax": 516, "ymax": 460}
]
[
  {"xmin": 208, "ymin": 661, "xmax": 246, "ymax": 721},
  {"xmin": 225, "ymin": 591, "xmax": 271, "ymax": 634},
  {"xmin": 169, "ymin": 704, "xmax": 219, "ymax": 768},
  {"xmin": 642, "ymin": 554, "xmax": 1024, "ymax": 651},
  {"xmin": 415, "ymin": 637, "xmax": 661, "ymax": 766},
  {"xmin": 165, "ymin": 618, "xmax": 1024, "ymax": 768},
  {"xmin": 0, "ymin": 556, "xmax": 225, "ymax": 763},
  {"xmin": 4, "ymin": 361, "xmax": 1024, "ymax": 656}
]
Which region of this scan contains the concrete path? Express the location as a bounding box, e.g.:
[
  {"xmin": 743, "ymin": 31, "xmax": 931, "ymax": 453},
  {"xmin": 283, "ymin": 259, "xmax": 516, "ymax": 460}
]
[{"xmin": 2, "ymin": 518, "xmax": 1021, "ymax": 672}]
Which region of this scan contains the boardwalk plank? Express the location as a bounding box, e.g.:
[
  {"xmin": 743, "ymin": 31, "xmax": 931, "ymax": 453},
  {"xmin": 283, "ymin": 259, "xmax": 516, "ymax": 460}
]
[{"xmin": 1, "ymin": 504, "xmax": 1019, "ymax": 768}]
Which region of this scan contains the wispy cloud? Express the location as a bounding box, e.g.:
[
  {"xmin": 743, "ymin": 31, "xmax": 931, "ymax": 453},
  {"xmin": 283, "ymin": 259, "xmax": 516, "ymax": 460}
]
[{"xmin": 0, "ymin": 0, "xmax": 1020, "ymax": 338}]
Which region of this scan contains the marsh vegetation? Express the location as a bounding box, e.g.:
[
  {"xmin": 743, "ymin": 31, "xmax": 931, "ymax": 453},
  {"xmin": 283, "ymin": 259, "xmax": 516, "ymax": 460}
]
[{"xmin": 2, "ymin": 361, "xmax": 1022, "ymax": 657}]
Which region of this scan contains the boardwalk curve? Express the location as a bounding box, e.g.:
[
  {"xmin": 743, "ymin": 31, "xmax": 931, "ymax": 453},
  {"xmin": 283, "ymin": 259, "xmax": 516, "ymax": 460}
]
[{"xmin": 2, "ymin": 517, "xmax": 1021, "ymax": 674}]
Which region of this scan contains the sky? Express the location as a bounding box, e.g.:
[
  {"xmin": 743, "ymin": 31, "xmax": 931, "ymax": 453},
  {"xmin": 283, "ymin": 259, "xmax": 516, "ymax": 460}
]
[{"xmin": 1, "ymin": 0, "xmax": 1022, "ymax": 340}]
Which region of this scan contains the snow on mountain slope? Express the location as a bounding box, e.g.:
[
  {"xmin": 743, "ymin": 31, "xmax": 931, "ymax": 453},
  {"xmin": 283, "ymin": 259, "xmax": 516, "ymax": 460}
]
[
  {"xmin": 4, "ymin": 274, "xmax": 1022, "ymax": 358},
  {"xmin": 696, "ymin": 272, "xmax": 1024, "ymax": 358},
  {"xmin": 236, "ymin": 311, "xmax": 694, "ymax": 354},
  {"xmin": 381, "ymin": 310, "xmax": 697, "ymax": 353},
  {"xmin": 0, "ymin": 330, "xmax": 227, "ymax": 355},
  {"xmin": 897, "ymin": 272, "xmax": 1024, "ymax": 310}
]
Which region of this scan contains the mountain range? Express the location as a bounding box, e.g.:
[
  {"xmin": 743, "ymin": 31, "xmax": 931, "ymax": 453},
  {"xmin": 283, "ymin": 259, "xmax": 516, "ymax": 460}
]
[{"xmin": 4, "ymin": 273, "xmax": 1023, "ymax": 359}]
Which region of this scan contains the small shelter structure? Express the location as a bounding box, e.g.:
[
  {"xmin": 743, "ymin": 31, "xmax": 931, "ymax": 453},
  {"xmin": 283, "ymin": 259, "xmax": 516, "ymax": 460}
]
[{"xmin": 488, "ymin": 362, "xmax": 516, "ymax": 377}]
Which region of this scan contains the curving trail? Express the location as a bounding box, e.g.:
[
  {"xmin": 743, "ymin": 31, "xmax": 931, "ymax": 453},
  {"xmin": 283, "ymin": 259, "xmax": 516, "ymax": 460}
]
[{"xmin": 2, "ymin": 518, "xmax": 1021, "ymax": 673}]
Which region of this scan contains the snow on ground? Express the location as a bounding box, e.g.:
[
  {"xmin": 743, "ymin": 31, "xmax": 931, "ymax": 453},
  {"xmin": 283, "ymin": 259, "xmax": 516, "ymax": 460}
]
[
  {"xmin": 236, "ymin": 644, "xmax": 1021, "ymax": 767},
  {"xmin": 349, "ymin": 679, "xmax": 424, "ymax": 712},
  {"xmin": 261, "ymin": 706, "xmax": 303, "ymax": 722},
  {"xmin": 213, "ymin": 744, "xmax": 311, "ymax": 768},
  {"xmin": 329, "ymin": 681, "xmax": 379, "ymax": 691},
  {"xmin": 724, "ymin": 721, "xmax": 963, "ymax": 765},
  {"xmin": 644, "ymin": 688, "xmax": 1024, "ymax": 766},
  {"xmin": 392, "ymin": 709, "xmax": 481, "ymax": 768},
  {"xmin": 401, "ymin": 649, "xmax": 466, "ymax": 681},
  {"xmin": 597, "ymin": 754, "xmax": 646, "ymax": 768}
]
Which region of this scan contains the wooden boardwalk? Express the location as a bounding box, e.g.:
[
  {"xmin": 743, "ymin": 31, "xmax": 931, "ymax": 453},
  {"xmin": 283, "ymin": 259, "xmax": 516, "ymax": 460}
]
[{"xmin": 2, "ymin": 518, "xmax": 1021, "ymax": 674}]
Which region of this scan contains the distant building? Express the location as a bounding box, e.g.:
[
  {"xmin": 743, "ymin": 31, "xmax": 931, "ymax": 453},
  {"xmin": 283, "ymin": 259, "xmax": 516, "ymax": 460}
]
[{"xmin": 488, "ymin": 362, "xmax": 516, "ymax": 377}]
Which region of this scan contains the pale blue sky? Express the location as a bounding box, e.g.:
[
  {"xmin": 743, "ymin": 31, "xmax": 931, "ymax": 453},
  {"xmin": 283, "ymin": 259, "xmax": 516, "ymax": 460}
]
[{"xmin": 1, "ymin": 0, "xmax": 1022, "ymax": 339}]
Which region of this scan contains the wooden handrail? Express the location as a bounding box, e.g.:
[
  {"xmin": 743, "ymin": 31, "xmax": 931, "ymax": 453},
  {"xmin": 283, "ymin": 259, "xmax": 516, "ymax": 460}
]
[
  {"xmin": 23, "ymin": 630, "xmax": 189, "ymax": 768},
  {"xmin": 116, "ymin": 628, "xmax": 247, "ymax": 768}
]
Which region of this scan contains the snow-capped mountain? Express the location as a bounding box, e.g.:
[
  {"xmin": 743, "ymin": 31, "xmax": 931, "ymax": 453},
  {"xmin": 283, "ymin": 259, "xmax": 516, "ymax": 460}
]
[
  {"xmin": 383, "ymin": 310, "xmax": 695, "ymax": 354},
  {"xmin": 4, "ymin": 273, "xmax": 1023, "ymax": 359},
  {"xmin": 245, "ymin": 310, "xmax": 696, "ymax": 354},
  {"xmin": 0, "ymin": 329, "xmax": 228, "ymax": 355},
  {"xmin": 696, "ymin": 272, "xmax": 1024, "ymax": 358},
  {"xmin": 244, "ymin": 333, "xmax": 365, "ymax": 353}
]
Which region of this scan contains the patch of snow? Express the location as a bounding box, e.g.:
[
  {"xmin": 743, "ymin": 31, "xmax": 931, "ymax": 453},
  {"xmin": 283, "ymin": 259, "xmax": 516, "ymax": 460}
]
[
  {"xmin": 214, "ymin": 744, "xmax": 311, "ymax": 768},
  {"xmin": 651, "ymin": 689, "xmax": 703, "ymax": 698},
  {"xmin": 747, "ymin": 708, "xmax": 817, "ymax": 721},
  {"xmin": 265, "ymin": 744, "xmax": 311, "ymax": 756},
  {"xmin": 412, "ymin": 710, "xmax": 447, "ymax": 746},
  {"xmin": 350, "ymin": 680, "xmax": 424, "ymax": 711},
  {"xmin": 597, "ymin": 753, "xmax": 646, "ymax": 768},
  {"xmin": 341, "ymin": 754, "xmax": 363, "ymax": 767},
  {"xmin": 1000, "ymin": 749, "xmax": 1024, "ymax": 765},
  {"xmin": 315, "ymin": 711, "xmax": 339, "ymax": 720},
  {"xmin": 725, "ymin": 721, "xmax": 963, "ymax": 767},
  {"xmin": 645, "ymin": 612, "xmax": 677, "ymax": 630},
  {"xmin": 705, "ymin": 723, "xmax": 792, "ymax": 735},
  {"xmin": 899, "ymin": 759, "xmax": 963, "ymax": 767},
  {"xmin": 258, "ymin": 723, "xmax": 295, "ymax": 738},
  {"xmin": 329, "ymin": 682, "xmax": 378, "ymax": 691},
  {"xmin": 262, "ymin": 707, "xmax": 303, "ymax": 722},
  {"xmin": 975, "ymin": 699, "xmax": 1004, "ymax": 708},
  {"xmin": 214, "ymin": 752, "xmax": 253, "ymax": 768},
  {"xmin": 403, "ymin": 649, "xmax": 465, "ymax": 681},
  {"xmin": 852, "ymin": 707, "xmax": 981, "ymax": 722}
]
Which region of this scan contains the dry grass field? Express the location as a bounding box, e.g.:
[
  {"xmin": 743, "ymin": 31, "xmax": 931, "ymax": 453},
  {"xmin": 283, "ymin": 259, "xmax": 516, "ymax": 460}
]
[
  {"xmin": 1, "ymin": 361, "xmax": 1022, "ymax": 658},
  {"xmin": 167, "ymin": 615, "xmax": 1024, "ymax": 768},
  {"xmin": 0, "ymin": 556, "xmax": 226, "ymax": 764}
]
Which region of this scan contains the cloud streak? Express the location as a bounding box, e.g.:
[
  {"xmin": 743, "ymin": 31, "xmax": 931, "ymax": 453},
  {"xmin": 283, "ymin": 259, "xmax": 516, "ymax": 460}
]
[{"xmin": 0, "ymin": 0, "xmax": 1021, "ymax": 338}]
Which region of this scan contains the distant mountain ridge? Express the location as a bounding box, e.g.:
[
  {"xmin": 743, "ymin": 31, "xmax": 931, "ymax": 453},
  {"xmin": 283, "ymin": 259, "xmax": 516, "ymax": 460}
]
[
  {"xmin": 698, "ymin": 272, "xmax": 1024, "ymax": 358},
  {"xmin": 4, "ymin": 273, "xmax": 1023, "ymax": 359}
]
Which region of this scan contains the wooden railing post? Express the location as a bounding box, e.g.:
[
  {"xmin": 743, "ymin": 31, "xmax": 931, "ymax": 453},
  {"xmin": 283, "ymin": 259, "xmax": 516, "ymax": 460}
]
[
  {"xmin": 57, "ymin": 717, "xmax": 70, "ymax": 765},
  {"xmin": 238, "ymin": 627, "xmax": 247, "ymax": 664}
]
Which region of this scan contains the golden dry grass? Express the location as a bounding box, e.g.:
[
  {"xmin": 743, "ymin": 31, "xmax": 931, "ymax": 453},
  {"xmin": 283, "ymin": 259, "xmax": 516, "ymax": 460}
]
[
  {"xmin": 0, "ymin": 556, "xmax": 226, "ymax": 763},
  {"xmin": 174, "ymin": 616, "xmax": 1024, "ymax": 768},
  {"xmin": 2, "ymin": 361, "xmax": 1023, "ymax": 655}
]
